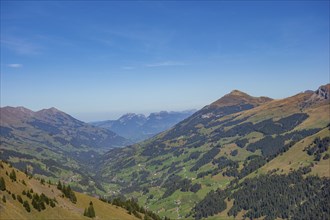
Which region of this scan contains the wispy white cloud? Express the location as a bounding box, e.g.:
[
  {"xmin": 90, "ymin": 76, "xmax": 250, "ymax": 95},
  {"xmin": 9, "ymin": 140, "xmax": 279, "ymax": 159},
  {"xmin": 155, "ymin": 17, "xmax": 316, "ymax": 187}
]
[
  {"xmin": 7, "ymin": 63, "xmax": 23, "ymax": 68},
  {"xmin": 122, "ymin": 66, "xmax": 135, "ymax": 70},
  {"xmin": 145, "ymin": 61, "xmax": 186, "ymax": 67},
  {"xmin": 1, "ymin": 37, "xmax": 42, "ymax": 55}
]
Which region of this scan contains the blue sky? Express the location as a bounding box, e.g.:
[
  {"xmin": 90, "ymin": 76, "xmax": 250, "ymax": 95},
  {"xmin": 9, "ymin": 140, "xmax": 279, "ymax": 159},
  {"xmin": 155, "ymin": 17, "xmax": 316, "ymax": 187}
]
[{"xmin": 1, "ymin": 1, "xmax": 329, "ymax": 121}]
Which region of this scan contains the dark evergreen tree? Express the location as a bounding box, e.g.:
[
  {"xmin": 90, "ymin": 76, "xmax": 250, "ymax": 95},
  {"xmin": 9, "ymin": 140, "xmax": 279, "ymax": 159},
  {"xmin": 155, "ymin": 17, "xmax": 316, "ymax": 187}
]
[
  {"xmin": 9, "ymin": 169, "xmax": 16, "ymax": 181},
  {"xmin": 31, "ymin": 193, "xmax": 46, "ymax": 211},
  {"xmin": 67, "ymin": 185, "xmax": 77, "ymax": 203},
  {"xmin": 88, "ymin": 201, "xmax": 96, "ymax": 218},
  {"xmin": 26, "ymin": 191, "xmax": 32, "ymax": 199},
  {"xmin": 49, "ymin": 199, "xmax": 56, "ymax": 208},
  {"xmin": 17, "ymin": 195, "xmax": 23, "ymax": 203},
  {"xmin": 57, "ymin": 181, "xmax": 62, "ymax": 190},
  {"xmin": 23, "ymin": 200, "xmax": 31, "ymax": 212},
  {"xmin": 84, "ymin": 201, "xmax": 96, "ymax": 218},
  {"xmin": 0, "ymin": 177, "xmax": 6, "ymax": 191}
]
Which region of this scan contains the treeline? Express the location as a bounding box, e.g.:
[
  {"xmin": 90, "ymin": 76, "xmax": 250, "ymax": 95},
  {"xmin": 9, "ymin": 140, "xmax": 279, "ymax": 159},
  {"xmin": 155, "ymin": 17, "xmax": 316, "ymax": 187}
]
[
  {"xmin": 2, "ymin": 185, "xmax": 57, "ymax": 213},
  {"xmin": 99, "ymin": 197, "xmax": 170, "ymax": 220},
  {"xmin": 193, "ymin": 168, "xmax": 330, "ymax": 220},
  {"xmin": 193, "ymin": 188, "xmax": 228, "ymax": 219},
  {"xmin": 0, "ymin": 163, "xmax": 57, "ymax": 213},
  {"xmin": 183, "ymin": 151, "xmax": 201, "ymax": 162},
  {"xmin": 238, "ymin": 155, "xmax": 266, "ymax": 178},
  {"xmin": 304, "ymin": 137, "xmax": 330, "ymax": 161},
  {"xmin": 196, "ymin": 155, "xmax": 266, "ymax": 179},
  {"xmin": 246, "ymin": 128, "xmax": 321, "ymax": 156},
  {"xmin": 228, "ymin": 170, "xmax": 329, "ymax": 220},
  {"xmin": 213, "ymin": 113, "xmax": 309, "ymax": 141},
  {"xmin": 57, "ymin": 181, "xmax": 77, "ymax": 203},
  {"xmin": 30, "ymin": 191, "xmax": 56, "ymax": 211},
  {"xmin": 235, "ymin": 138, "xmax": 248, "ymax": 148},
  {"xmin": 190, "ymin": 146, "xmax": 220, "ymax": 172},
  {"xmin": 162, "ymin": 174, "xmax": 201, "ymax": 198},
  {"xmin": 213, "ymin": 156, "xmax": 239, "ymax": 177}
]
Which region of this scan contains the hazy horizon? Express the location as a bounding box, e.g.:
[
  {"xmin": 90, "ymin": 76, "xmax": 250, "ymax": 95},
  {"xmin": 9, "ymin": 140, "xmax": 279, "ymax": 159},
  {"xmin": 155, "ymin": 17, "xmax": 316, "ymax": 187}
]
[
  {"xmin": 1, "ymin": 82, "xmax": 328, "ymax": 122},
  {"xmin": 1, "ymin": 1, "xmax": 329, "ymax": 121}
]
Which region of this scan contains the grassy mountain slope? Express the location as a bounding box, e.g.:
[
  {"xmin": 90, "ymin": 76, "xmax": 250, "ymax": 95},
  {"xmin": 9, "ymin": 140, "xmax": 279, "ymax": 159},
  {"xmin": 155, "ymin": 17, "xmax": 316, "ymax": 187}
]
[
  {"xmin": 97, "ymin": 85, "xmax": 329, "ymax": 219},
  {"xmin": 0, "ymin": 107, "xmax": 130, "ymax": 194},
  {"xmin": 0, "ymin": 161, "xmax": 139, "ymax": 220}
]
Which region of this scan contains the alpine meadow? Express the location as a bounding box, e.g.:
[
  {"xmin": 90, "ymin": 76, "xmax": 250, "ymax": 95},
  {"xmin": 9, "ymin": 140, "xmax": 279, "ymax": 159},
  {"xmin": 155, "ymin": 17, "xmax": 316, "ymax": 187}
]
[{"xmin": 1, "ymin": 1, "xmax": 329, "ymax": 220}]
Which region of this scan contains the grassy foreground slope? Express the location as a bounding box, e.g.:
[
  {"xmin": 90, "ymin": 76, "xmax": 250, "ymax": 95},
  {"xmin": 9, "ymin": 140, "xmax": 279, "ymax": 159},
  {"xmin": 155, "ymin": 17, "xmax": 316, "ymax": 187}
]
[{"xmin": 0, "ymin": 161, "xmax": 138, "ymax": 220}]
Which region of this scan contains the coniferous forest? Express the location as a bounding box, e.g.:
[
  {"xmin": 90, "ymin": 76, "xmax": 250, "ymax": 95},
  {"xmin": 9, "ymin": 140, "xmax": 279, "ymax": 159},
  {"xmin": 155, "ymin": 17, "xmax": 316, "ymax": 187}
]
[{"xmin": 194, "ymin": 168, "xmax": 330, "ymax": 220}]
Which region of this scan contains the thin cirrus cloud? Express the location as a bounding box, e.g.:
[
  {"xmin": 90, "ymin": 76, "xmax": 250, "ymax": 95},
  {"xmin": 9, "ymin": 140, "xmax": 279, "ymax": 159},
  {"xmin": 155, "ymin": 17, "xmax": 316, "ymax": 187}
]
[
  {"xmin": 1, "ymin": 37, "xmax": 41, "ymax": 55},
  {"xmin": 145, "ymin": 61, "xmax": 186, "ymax": 68},
  {"xmin": 122, "ymin": 66, "xmax": 135, "ymax": 70},
  {"xmin": 7, "ymin": 63, "xmax": 23, "ymax": 68}
]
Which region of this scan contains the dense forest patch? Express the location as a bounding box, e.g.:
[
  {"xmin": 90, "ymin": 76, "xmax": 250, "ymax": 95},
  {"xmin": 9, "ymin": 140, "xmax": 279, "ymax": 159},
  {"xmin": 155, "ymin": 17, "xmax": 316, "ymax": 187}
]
[
  {"xmin": 190, "ymin": 147, "xmax": 220, "ymax": 172},
  {"xmin": 304, "ymin": 137, "xmax": 330, "ymax": 161},
  {"xmin": 228, "ymin": 171, "xmax": 329, "ymax": 220},
  {"xmin": 193, "ymin": 168, "xmax": 330, "ymax": 220}
]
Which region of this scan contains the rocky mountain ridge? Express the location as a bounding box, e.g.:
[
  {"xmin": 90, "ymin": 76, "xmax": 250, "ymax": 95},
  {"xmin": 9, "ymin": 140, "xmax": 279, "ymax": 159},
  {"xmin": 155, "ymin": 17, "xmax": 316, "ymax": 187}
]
[{"xmin": 91, "ymin": 110, "xmax": 196, "ymax": 142}]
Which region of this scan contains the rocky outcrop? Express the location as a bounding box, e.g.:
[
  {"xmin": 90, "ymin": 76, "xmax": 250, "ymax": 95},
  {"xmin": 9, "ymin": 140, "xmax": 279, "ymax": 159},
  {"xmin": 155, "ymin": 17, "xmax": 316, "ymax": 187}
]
[
  {"xmin": 315, "ymin": 84, "xmax": 330, "ymax": 99},
  {"xmin": 302, "ymin": 84, "xmax": 330, "ymax": 109}
]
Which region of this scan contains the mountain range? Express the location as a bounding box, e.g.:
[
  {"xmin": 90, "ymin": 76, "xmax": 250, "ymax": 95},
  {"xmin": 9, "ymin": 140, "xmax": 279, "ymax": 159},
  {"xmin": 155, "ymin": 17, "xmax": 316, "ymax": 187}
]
[
  {"xmin": 91, "ymin": 110, "xmax": 196, "ymax": 142},
  {"xmin": 1, "ymin": 84, "xmax": 329, "ymax": 220},
  {"xmin": 97, "ymin": 84, "xmax": 330, "ymax": 219},
  {"xmin": 0, "ymin": 107, "xmax": 130, "ymax": 193}
]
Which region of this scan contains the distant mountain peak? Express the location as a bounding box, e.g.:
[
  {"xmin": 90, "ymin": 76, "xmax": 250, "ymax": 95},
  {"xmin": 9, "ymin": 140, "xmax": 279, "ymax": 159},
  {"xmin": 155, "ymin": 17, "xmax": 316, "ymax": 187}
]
[
  {"xmin": 0, "ymin": 106, "xmax": 36, "ymax": 125},
  {"xmin": 210, "ymin": 90, "xmax": 272, "ymax": 108},
  {"xmin": 43, "ymin": 107, "xmax": 62, "ymax": 112},
  {"xmin": 49, "ymin": 107, "xmax": 61, "ymax": 111},
  {"xmin": 36, "ymin": 107, "xmax": 65, "ymax": 114},
  {"xmin": 92, "ymin": 110, "xmax": 196, "ymax": 142},
  {"xmin": 1, "ymin": 105, "xmax": 129, "ymax": 150},
  {"xmin": 119, "ymin": 113, "xmax": 146, "ymax": 120},
  {"xmin": 15, "ymin": 106, "xmax": 34, "ymax": 113},
  {"xmin": 227, "ymin": 89, "xmax": 249, "ymax": 96},
  {"xmin": 35, "ymin": 107, "xmax": 67, "ymax": 119},
  {"xmin": 2, "ymin": 106, "xmax": 33, "ymax": 113}
]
